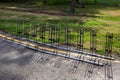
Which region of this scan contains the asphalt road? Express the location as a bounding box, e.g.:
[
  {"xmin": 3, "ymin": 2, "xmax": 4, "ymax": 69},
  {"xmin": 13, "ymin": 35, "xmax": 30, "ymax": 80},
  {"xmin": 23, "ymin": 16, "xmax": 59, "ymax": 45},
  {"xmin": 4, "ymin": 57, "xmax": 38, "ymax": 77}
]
[{"xmin": 0, "ymin": 37, "xmax": 120, "ymax": 80}]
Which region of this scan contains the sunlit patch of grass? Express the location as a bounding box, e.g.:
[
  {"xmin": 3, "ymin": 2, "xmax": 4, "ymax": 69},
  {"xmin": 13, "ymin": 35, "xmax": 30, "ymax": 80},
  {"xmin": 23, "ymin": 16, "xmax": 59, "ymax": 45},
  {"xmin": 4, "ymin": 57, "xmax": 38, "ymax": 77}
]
[
  {"xmin": 101, "ymin": 16, "xmax": 120, "ymax": 21},
  {"xmin": 0, "ymin": 2, "xmax": 120, "ymax": 56}
]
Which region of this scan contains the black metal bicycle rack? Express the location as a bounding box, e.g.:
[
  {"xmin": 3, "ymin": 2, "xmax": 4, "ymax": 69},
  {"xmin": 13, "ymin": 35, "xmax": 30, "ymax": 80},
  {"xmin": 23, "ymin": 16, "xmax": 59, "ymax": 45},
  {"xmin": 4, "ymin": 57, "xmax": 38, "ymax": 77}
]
[
  {"xmin": 90, "ymin": 30, "xmax": 97, "ymax": 55},
  {"xmin": 75, "ymin": 28, "xmax": 84, "ymax": 61},
  {"xmin": 23, "ymin": 21, "xmax": 30, "ymax": 38},
  {"xmin": 77, "ymin": 28, "xmax": 84, "ymax": 52},
  {"xmin": 31, "ymin": 22, "xmax": 38, "ymax": 41},
  {"xmin": 48, "ymin": 24, "xmax": 55, "ymax": 46},
  {"xmin": 55, "ymin": 25, "xmax": 60, "ymax": 55},
  {"xmin": 39, "ymin": 23, "xmax": 46, "ymax": 50},
  {"xmin": 65, "ymin": 27, "xmax": 72, "ymax": 51},
  {"xmin": 105, "ymin": 33, "xmax": 113, "ymax": 80},
  {"xmin": 40, "ymin": 24, "xmax": 46, "ymax": 43},
  {"xmin": 90, "ymin": 30, "xmax": 97, "ymax": 62},
  {"xmin": 84, "ymin": 30, "xmax": 97, "ymax": 78},
  {"xmin": 48, "ymin": 24, "xmax": 60, "ymax": 54},
  {"xmin": 16, "ymin": 20, "xmax": 24, "ymax": 38},
  {"xmin": 105, "ymin": 33, "xmax": 113, "ymax": 58},
  {"xmin": 48, "ymin": 25, "xmax": 59, "ymax": 45},
  {"xmin": 68, "ymin": 28, "xmax": 84, "ymax": 73},
  {"xmin": 14, "ymin": 21, "xmax": 116, "ymax": 66}
]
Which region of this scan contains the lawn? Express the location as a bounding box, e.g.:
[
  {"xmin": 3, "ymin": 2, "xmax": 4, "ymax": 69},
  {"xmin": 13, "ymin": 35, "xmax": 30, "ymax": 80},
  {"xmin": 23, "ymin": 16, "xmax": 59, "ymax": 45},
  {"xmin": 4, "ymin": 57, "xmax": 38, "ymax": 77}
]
[{"xmin": 0, "ymin": 1, "xmax": 120, "ymax": 56}]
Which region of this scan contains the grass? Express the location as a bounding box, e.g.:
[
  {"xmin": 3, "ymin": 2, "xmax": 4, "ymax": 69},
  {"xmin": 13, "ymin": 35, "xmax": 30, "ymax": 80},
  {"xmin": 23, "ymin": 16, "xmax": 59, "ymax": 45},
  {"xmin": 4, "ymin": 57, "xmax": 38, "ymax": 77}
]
[{"xmin": 0, "ymin": 1, "xmax": 120, "ymax": 56}]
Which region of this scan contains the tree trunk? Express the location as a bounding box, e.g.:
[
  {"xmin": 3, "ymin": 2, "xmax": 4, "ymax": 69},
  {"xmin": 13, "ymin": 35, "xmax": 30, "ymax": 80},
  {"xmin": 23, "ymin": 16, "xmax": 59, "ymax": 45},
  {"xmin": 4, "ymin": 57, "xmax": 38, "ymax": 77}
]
[
  {"xmin": 43, "ymin": 0, "xmax": 47, "ymax": 4},
  {"xmin": 94, "ymin": 0, "xmax": 97, "ymax": 4},
  {"xmin": 80, "ymin": 0, "xmax": 85, "ymax": 8},
  {"xmin": 115, "ymin": 0, "xmax": 118, "ymax": 6},
  {"xmin": 71, "ymin": 0, "xmax": 76, "ymax": 13},
  {"xmin": 71, "ymin": 0, "xmax": 85, "ymax": 13}
]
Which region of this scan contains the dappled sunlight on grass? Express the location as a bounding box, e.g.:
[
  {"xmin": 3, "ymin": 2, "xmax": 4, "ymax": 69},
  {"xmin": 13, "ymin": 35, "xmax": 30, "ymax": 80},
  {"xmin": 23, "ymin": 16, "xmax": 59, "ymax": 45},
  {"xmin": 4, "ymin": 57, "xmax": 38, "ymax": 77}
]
[{"xmin": 0, "ymin": 2, "xmax": 120, "ymax": 56}]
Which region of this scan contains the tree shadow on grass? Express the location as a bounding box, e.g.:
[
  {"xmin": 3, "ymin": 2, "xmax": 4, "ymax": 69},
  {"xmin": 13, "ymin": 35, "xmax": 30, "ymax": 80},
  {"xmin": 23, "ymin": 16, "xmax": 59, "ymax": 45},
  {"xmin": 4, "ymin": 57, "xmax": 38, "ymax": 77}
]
[
  {"xmin": 0, "ymin": 1, "xmax": 120, "ymax": 18},
  {"xmin": 0, "ymin": 1, "xmax": 103, "ymax": 17}
]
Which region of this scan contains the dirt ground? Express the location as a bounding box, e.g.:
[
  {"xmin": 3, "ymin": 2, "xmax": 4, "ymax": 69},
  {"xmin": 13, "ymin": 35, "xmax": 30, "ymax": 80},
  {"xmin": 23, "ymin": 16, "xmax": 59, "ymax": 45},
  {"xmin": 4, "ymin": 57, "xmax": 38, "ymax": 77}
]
[{"xmin": 0, "ymin": 37, "xmax": 120, "ymax": 80}]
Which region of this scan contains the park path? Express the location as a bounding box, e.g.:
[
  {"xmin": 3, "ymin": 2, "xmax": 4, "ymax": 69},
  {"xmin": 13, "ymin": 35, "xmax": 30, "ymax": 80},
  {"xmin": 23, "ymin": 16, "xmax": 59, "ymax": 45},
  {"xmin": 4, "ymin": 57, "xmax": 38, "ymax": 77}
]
[{"xmin": 0, "ymin": 7, "xmax": 96, "ymax": 17}]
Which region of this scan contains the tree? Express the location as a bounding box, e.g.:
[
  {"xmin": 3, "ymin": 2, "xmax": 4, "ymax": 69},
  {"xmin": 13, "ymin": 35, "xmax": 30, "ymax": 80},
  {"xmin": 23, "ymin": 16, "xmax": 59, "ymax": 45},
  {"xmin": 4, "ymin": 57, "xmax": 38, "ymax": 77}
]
[
  {"xmin": 0, "ymin": 0, "xmax": 28, "ymax": 2},
  {"xmin": 94, "ymin": 0, "xmax": 97, "ymax": 4},
  {"xmin": 71, "ymin": 0, "xmax": 85, "ymax": 13},
  {"xmin": 42, "ymin": 0, "xmax": 47, "ymax": 4},
  {"xmin": 71, "ymin": 0, "xmax": 76, "ymax": 13},
  {"xmin": 115, "ymin": 0, "xmax": 118, "ymax": 6}
]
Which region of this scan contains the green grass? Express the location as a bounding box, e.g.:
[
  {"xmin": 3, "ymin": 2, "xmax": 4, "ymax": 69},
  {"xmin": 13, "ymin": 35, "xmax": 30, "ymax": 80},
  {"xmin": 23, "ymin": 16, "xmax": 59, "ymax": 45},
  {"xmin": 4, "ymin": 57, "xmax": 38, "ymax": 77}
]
[{"xmin": 0, "ymin": 1, "xmax": 120, "ymax": 56}]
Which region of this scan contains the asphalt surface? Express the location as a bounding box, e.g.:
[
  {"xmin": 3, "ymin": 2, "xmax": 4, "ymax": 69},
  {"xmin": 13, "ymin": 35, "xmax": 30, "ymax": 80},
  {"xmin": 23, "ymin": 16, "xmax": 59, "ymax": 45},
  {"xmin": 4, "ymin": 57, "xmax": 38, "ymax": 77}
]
[{"xmin": 0, "ymin": 37, "xmax": 120, "ymax": 80}]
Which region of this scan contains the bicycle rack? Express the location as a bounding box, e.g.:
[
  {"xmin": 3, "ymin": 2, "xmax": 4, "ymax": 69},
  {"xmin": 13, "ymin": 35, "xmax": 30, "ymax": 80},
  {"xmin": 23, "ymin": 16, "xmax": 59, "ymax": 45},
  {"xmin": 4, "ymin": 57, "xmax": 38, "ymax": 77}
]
[
  {"xmin": 31, "ymin": 22, "xmax": 38, "ymax": 41},
  {"xmin": 105, "ymin": 33, "xmax": 113, "ymax": 80},
  {"xmin": 39, "ymin": 23, "xmax": 46, "ymax": 50},
  {"xmin": 23, "ymin": 21, "xmax": 30, "ymax": 38},
  {"xmin": 84, "ymin": 30, "xmax": 97, "ymax": 78},
  {"xmin": 6, "ymin": 21, "xmax": 114, "ymax": 66},
  {"xmin": 16, "ymin": 20, "xmax": 23, "ymax": 38},
  {"xmin": 90, "ymin": 30, "xmax": 97, "ymax": 60},
  {"xmin": 65, "ymin": 27, "xmax": 72, "ymax": 56},
  {"xmin": 77, "ymin": 28, "xmax": 84, "ymax": 59}
]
